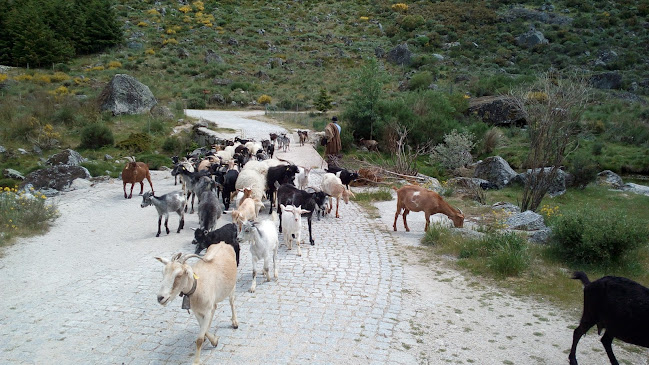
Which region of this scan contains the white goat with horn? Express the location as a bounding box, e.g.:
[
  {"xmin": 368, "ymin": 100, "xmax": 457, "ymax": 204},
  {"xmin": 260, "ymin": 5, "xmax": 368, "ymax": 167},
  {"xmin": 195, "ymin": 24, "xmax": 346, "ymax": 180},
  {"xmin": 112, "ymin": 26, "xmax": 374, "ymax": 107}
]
[{"xmin": 154, "ymin": 242, "xmax": 238, "ymax": 365}]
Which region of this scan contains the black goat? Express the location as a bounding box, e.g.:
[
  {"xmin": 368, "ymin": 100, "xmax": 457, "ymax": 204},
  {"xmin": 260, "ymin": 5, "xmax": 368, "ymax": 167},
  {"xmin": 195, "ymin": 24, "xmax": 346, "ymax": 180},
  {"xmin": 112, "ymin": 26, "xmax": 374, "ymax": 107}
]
[
  {"xmin": 266, "ymin": 144, "xmax": 275, "ymax": 159},
  {"xmin": 234, "ymin": 137, "xmax": 251, "ymax": 145},
  {"xmin": 192, "ymin": 223, "xmax": 240, "ymax": 265},
  {"xmin": 569, "ymin": 271, "xmax": 649, "ymax": 365},
  {"xmin": 266, "ymin": 165, "xmax": 299, "ymax": 214},
  {"xmin": 222, "ymin": 168, "xmax": 239, "ymax": 210},
  {"xmin": 325, "ymin": 166, "xmax": 359, "ymax": 189},
  {"xmin": 276, "ymin": 183, "xmax": 328, "ymax": 245}
]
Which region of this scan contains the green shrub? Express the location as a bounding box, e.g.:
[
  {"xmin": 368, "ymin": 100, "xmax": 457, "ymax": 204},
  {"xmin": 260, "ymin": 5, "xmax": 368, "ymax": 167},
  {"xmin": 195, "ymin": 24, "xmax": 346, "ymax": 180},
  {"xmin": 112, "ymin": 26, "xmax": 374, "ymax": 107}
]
[
  {"xmin": 483, "ymin": 232, "xmax": 529, "ymax": 277},
  {"xmin": 81, "ymin": 160, "xmax": 121, "ymax": 178},
  {"xmin": 79, "ymin": 123, "xmax": 114, "ymax": 150},
  {"xmin": 0, "ymin": 178, "xmax": 19, "ymax": 189},
  {"xmin": 566, "ymin": 149, "xmax": 600, "ymax": 189},
  {"xmin": 116, "ymin": 133, "xmax": 152, "ymax": 153},
  {"xmin": 401, "ymin": 15, "xmax": 424, "ymax": 31},
  {"xmin": 551, "ymin": 210, "xmax": 649, "ymax": 266},
  {"xmin": 136, "ymin": 153, "xmax": 171, "ymax": 170},
  {"xmin": 187, "ymin": 98, "xmax": 206, "ymax": 109},
  {"xmin": 421, "ymin": 224, "xmax": 453, "ymax": 246},
  {"xmin": 408, "ymin": 71, "xmax": 434, "ymax": 91}
]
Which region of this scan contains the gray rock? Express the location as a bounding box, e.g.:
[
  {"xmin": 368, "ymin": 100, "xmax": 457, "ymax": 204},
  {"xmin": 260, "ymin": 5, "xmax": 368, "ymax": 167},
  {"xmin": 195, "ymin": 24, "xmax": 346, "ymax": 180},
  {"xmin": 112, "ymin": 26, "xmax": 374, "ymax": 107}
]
[
  {"xmin": 620, "ymin": 183, "xmax": 649, "ymax": 196},
  {"xmin": 3, "ymin": 168, "xmax": 25, "ymax": 180},
  {"xmin": 512, "ymin": 168, "xmax": 567, "ymax": 197},
  {"xmin": 67, "ymin": 178, "xmax": 92, "ymax": 191},
  {"xmin": 590, "ymin": 72, "xmax": 622, "ymax": 90},
  {"xmin": 268, "ymin": 58, "xmax": 284, "ymax": 68},
  {"xmin": 516, "ymin": 29, "xmax": 549, "ymax": 48},
  {"xmin": 492, "ymin": 201, "xmax": 521, "ymax": 214},
  {"xmin": 386, "ymin": 43, "xmax": 412, "ymax": 66},
  {"xmin": 467, "ymin": 96, "xmax": 527, "ymax": 126},
  {"xmin": 227, "ymin": 38, "xmax": 239, "ymax": 46},
  {"xmin": 473, "ymin": 156, "xmax": 518, "ymax": 188},
  {"xmin": 18, "ymin": 148, "xmax": 28, "ymax": 155},
  {"xmin": 47, "ymin": 149, "xmax": 85, "ymax": 166},
  {"xmin": 99, "ymin": 74, "xmax": 157, "ymax": 115},
  {"xmin": 104, "ymin": 154, "xmax": 113, "ymax": 161},
  {"xmin": 33, "ymin": 145, "xmax": 42, "ymax": 155},
  {"xmin": 596, "ymin": 170, "xmax": 624, "ymax": 188},
  {"xmin": 20, "ymin": 165, "xmax": 92, "ymax": 191},
  {"xmin": 505, "ymin": 210, "xmax": 546, "ymax": 231},
  {"xmin": 209, "ymin": 94, "xmax": 225, "ymax": 104},
  {"xmin": 594, "ymin": 50, "xmax": 618, "ymax": 67},
  {"xmin": 447, "ymin": 177, "xmax": 490, "ymax": 192},
  {"xmin": 527, "ymin": 227, "xmax": 552, "ymax": 244},
  {"xmin": 177, "ymin": 48, "xmax": 189, "ymax": 59},
  {"xmin": 204, "ymin": 50, "xmax": 224, "ymax": 64},
  {"xmin": 432, "ymin": 53, "xmax": 444, "ymax": 61},
  {"xmin": 126, "ymin": 42, "xmax": 143, "ymax": 50},
  {"xmin": 442, "ymin": 42, "xmax": 460, "ymax": 49},
  {"xmin": 0, "ymin": 146, "xmax": 5, "ymax": 153},
  {"xmin": 150, "ymin": 105, "xmax": 175, "ymax": 121},
  {"xmin": 212, "ymin": 78, "xmax": 233, "ymax": 86},
  {"xmin": 374, "ymin": 47, "xmax": 385, "ymax": 58}
]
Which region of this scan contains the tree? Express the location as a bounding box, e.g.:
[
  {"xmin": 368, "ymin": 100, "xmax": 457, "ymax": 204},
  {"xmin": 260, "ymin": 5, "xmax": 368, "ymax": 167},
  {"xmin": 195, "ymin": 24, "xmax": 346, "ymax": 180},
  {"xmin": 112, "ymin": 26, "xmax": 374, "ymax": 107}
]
[
  {"xmin": 343, "ymin": 58, "xmax": 386, "ymax": 140},
  {"xmin": 314, "ymin": 88, "xmax": 333, "ymax": 113},
  {"xmin": 513, "ymin": 71, "xmax": 590, "ymax": 212}
]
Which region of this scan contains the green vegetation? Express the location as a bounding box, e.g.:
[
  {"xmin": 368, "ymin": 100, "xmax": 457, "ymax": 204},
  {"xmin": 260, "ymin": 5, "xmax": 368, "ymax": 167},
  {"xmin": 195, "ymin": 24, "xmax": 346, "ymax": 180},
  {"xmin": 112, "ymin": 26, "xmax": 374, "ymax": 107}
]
[{"xmin": 0, "ymin": 186, "xmax": 59, "ymax": 249}]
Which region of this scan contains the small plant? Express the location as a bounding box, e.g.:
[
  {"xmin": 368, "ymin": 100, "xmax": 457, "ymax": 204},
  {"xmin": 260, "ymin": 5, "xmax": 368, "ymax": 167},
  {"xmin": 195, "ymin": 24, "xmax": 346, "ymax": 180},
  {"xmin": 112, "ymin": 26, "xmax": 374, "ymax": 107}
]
[
  {"xmin": 391, "ymin": 3, "xmax": 408, "ymax": 12},
  {"xmin": 408, "ymin": 71, "xmax": 434, "ymax": 91},
  {"xmin": 107, "ymin": 61, "xmax": 122, "ymax": 69},
  {"xmin": 421, "ymin": 223, "xmax": 453, "ymax": 246},
  {"xmin": 80, "ymin": 124, "xmax": 114, "ymax": 150},
  {"xmin": 430, "ymin": 130, "xmax": 475, "ymax": 170},
  {"xmin": 484, "ymin": 232, "xmax": 530, "ymax": 277},
  {"xmin": 314, "ymin": 88, "xmax": 333, "ymax": 113},
  {"xmin": 257, "ymin": 94, "xmax": 272, "ymax": 105},
  {"xmin": 0, "ymin": 186, "xmax": 59, "ymax": 246},
  {"xmin": 116, "ymin": 132, "xmax": 152, "ymax": 153}
]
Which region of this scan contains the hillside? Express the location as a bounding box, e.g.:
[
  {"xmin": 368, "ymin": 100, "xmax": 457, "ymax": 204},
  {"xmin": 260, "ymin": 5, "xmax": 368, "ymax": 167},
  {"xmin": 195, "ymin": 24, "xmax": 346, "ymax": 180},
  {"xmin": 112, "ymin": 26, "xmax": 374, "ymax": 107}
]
[{"xmin": 1, "ymin": 0, "xmax": 649, "ymax": 181}]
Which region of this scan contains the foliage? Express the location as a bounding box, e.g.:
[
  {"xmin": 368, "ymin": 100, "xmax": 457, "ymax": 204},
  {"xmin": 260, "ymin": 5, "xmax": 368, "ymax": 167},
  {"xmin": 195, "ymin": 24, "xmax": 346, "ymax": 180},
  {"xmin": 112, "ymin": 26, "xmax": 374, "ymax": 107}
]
[
  {"xmin": 566, "ymin": 148, "xmax": 600, "ymax": 189},
  {"xmin": 483, "ymin": 232, "xmax": 530, "ymax": 277},
  {"xmin": 0, "ymin": 0, "xmax": 122, "ymax": 67},
  {"xmin": 79, "ymin": 123, "xmax": 114, "ymax": 150},
  {"xmin": 136, "ymin": 153, "xmax": 171, "ymax": 170},
  {"xmin": 81, "ymin": 160, "xmax": 121, "ymax": 178},
  {"xmin": 0, "ymin": 186, "xmax": 59, "ymax": 246},
  {"xmin": 550, "ymin": 209, "xmax": 649, "ymax": 266},
  {"xmin": 351, "ymin": 189, "xmax": 393, "ymax": 202},
  {"xmin": 430, "ymin": 130, "xmax": 475, "ymax": 170},
  {"xmin": 343, "ymin": 58, "xmax": 385, "ymax": 140},
  {"xmin": 314, "ymin": 88, "xmax": 333, "ymax": 113},
  {"xmin": 408, "ymin": 72, "xmax": 433, "ymax": 91},
  {"xmin": 257, "ymin": 94, "xmax": 272, "ymax": 105},
  {"xmin": 115, "ymin": 133, "xmax": 152, "ymax": 153}
]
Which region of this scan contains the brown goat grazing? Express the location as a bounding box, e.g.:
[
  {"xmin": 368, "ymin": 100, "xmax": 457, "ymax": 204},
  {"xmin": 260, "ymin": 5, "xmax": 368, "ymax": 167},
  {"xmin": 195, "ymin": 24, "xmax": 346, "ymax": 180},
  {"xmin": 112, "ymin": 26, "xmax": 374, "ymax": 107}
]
[
  {"xmin": 122, "ymin": 161, "xmax": 154, "ymax": 199},
  {"xmin": 392, "ymin": 185, "xmax": 464, "ymax": 231},
  {"xmin": 359, "ymin": 138, "xmax": 379, "ymax": 151}
]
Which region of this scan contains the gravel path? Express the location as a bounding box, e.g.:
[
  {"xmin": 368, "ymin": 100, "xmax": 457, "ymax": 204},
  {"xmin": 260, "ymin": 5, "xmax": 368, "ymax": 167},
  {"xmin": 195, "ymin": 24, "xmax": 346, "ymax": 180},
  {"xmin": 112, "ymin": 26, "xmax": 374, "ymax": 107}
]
[{"xmin": 0, "ymin": 110, "xmax": 647, "ymax": 364}]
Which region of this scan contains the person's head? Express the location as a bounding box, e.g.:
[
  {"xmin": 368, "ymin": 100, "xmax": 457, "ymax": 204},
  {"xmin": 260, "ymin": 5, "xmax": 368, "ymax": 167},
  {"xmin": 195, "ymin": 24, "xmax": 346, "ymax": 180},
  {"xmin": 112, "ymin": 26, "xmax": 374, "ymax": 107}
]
[{"xmin": 332, "ymin": 116, "xmax": 338, "ymax": 123}]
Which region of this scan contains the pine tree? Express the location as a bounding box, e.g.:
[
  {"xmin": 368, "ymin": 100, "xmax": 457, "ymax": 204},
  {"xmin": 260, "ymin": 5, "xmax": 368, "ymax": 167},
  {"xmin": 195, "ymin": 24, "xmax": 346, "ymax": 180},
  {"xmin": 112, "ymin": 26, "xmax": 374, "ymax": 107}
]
[{"xmin": 314, "ymin": 88, "xmax": 333, "ymax": 113}]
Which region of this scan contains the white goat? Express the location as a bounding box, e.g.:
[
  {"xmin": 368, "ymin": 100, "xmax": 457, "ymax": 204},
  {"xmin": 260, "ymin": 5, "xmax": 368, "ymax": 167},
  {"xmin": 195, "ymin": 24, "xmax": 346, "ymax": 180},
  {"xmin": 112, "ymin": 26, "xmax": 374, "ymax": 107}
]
[
  {"xmin": 321, "ymin": 173, "xmax": 355, "ymax": 218},
  {"xmin": 295, "ymin": 167, "xmax": 311, "ymax": 190},
  {"xmin": 154, "ymin": 243, "xmax": 238, "ymax": 365},
  {"xmin": 237, "ymin": 217, "xmax": 279, "ymax": 293},
  {"xmin": 280, "ymin": 204, "xmax": 310, "ymax": 256}
]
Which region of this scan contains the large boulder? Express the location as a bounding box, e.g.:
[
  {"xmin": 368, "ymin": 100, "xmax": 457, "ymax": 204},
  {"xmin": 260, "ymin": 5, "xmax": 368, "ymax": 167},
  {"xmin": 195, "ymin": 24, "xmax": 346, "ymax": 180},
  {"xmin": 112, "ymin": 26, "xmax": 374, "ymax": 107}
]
[
  {"xmin": 621, "ymin": 183, "xmax": 649, "ymax": 196},
  {"xmin": 98, "ymin": 74, "xmax": 157, "ymax": 115},
  {"xmin": 473, "ymin": 156, "xmax": 518, "ymax": 188},
  {"xmin": 20, "ymin": 165, "xmax": 91, "ymax": 192},
  {"xmin": 505, "ymin": 210, "xmax": 546, "ymax": 231},
  {"xmin": 446, "ymin": 177, "xmax": 490, "ymax": 193},
  {"xmin": 467, "ymin": 96, "xmax": 527, "ymax": 126},
  {"xmin": 386, "ymin": 43, "xmax": 412, "ymax": 66},
  {"xmin": 511, "ymin": 168, "xmax": 567, "ymax": 197},
  {"xmin": 150, "ymin": 105, "xmax": 175, "ymax": 121},
  {"xmin": 596, "ymin": 170, "xmax": 624, "ymax": 188},
  {"xmin": 46, "ymin": 149, "xmax": 85, "ymax": 166},
  {"xmin": 516, "ymin": 29, "xmax": 549, "ymax": 48},
  {"xmin": 492, "ymin": 201, "xmax": 521, "ymax": 214},
  {"xmin": 590, "ymin": 72, "xmax": 622, "ymax": 90}
]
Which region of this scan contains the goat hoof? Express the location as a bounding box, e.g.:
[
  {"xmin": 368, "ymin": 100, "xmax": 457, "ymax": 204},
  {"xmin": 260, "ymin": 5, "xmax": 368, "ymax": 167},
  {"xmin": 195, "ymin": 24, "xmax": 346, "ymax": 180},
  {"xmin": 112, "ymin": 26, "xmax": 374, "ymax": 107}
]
[{"xmin": 156, "ymin": 233, "xmax": 160, "ymax": 237}]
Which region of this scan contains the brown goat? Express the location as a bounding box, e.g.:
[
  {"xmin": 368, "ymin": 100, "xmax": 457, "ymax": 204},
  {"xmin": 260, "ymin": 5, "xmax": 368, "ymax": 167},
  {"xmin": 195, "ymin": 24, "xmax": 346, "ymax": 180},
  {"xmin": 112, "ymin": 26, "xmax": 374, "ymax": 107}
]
[
  {"xmin": 122, "ymin": 161, "xmax": 154, "ymax": 199},
  {"xmin": 359, "ymin": 138, "xmax": 379, "ymax": 151},
  {"xmin": 392, "ymin": 185, "xmax": 464, "ymax": 231}
]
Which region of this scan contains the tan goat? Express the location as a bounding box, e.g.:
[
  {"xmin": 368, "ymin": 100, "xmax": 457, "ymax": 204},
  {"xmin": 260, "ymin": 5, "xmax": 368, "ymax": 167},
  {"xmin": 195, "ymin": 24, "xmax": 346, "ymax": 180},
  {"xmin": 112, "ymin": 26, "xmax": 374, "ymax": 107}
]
[
  {"xmin": 231, "ymin": 197, "xmax": 262, "ymax": 231},
  {"xmin": 121, "ymin": 160, "xmax": 154, "ymax": 199},
  {"xmin": 155, "ymin": 243, "xmax": 238, "ymax": 365},
  {"xmin": 321, "ymin": 173, "xmax": 355, "ymax": 218},
  {"xmin": 392, "ymin": 185, "xmax": 464, "ymax": 231}
]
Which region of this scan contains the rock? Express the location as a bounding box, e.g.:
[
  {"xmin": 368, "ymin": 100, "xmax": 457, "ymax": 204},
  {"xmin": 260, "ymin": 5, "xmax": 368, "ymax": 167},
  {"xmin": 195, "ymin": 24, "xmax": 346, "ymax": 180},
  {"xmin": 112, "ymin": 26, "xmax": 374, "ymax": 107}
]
[
  {"xmin": 227, "ymin": 38, "xmax": 239, "ymax": 46},
  {"xmin": 590, "ymin": 72, "xmax": 622, "ymax": 90},
  {"xmin": 620, "ymin": 183, "xmax": 649, "ymax": 196},
  {"xmin": 47, "ymin": 149, "xmax": 85, "ymax": 166},
  {"xmin": 504, "ymin": 7, "xmax": 572, "ymax": 25},
  {"xmin": 386, "ymin": 43, "xmax": 412, "ymax": 66},
  {"xmin": 492, "ymin": 201, "xmax": 521, "ymax": 214},
  {"xmin": 527, "ymin": 227, "xmax": 552, "ymax": 244},
  {"xmin": 177, "ymin": 48, "xmax": 190, "ymax": 59},
  {"xmin": 33, "ymin": 145, "xmax": 42, "ymax": 155},
  {"xmin": 416, "ymin": 174, "xmax": 442, "ymax": 192},
  {"xmin": 374, "ymin": 47, "xmax": 385, "ymax": 58},
  {"xmin": 442, "ymin": 42, "xmax": 460, "ymax": 49},
  {"xmin": 596, "ymin": 170, "xmax": 624, "ymax": 188},
  {"xmin": 446, "ymin": 177, "xmax": 490, "ymax": 192},
  {"xmin": 126, "ymin": 42, "xmax": 143, "ymax": 50},
  {"xmin": 212, "ymin": 78, "xmax": 233, "ymax": 86},
  {"xmin": 452, "ymin": 228, "xmax": 486, "ymax": 240},
  {"xmin": 99, "ymin": 74, "xmax": 157, "ymax": 115},
  {"xmin": 473, "ymin": 156, "xmax": 518, "ymax": 188},
  {"xmin": 511, "ymin": 168, "xmax": 567, "ymax": 197},
  {"xmin": 254, "ymin": 71, "xmax": 269, "ymax": 80},
  {"xmin": 67, "ymin": 178, "xmax": 92, "ymax": 191},
  {"xmin": 204, "ymin": 50, "xmax": 224, "ymax": 64},
  {"xmin": 3, "ymin": 168, "xmax": 25, "ymax": 180},
  {"xmin": 18, "ymin": 148, "xmax": 28, "ymax": 155},
  {"xmin": 505, "ymin": 210, "xmax": 546, "ymax": 231},
  {"xmin": 209, "ymin": 94, "xmax": 225, "ymax": 104},
  {"xmin": 0, "ymin": 146, "xmax": 5, "ymax": 153},
  {"xmin": 516, "ymin": 29, "xmax": 549, "ymax": 48},
  {"xmin": 467, "ymin": 96, "xmax": 527, "ymax": 126},
  {"xmin": 268, "ymin": 58, "xmax": 284, "ymax": 68},
  {"xmin": 432, "ymin": 53, "xmax": 444, "ymax": 61},
  {"xmin": 20, "ymin": 165, "xmax": 92, "ymax": 191},
  {"xmin": 150, "ymin": 105, "xmax": 174, "ymax": 121},
  {"xmin": 594, "ymin": 50, "xmax": 618, "ymax": 67},
  {"xmin": 104, "ymin": 154, "xmax": 113, "ymax": 161}
]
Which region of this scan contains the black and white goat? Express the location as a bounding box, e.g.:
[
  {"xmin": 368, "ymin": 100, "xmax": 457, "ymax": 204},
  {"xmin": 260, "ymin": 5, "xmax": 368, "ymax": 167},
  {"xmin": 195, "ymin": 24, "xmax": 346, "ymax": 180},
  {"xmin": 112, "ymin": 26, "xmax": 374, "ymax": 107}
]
[
  {"xmin": 569, "ymin": 271, "xmax": 649, "ymax": 365},
  {"xmin": 276, "ymin": 183, "xmax": 328, "ymax": 245},
  {"xmin": 266, "ymin": 164, "xmax": 299, "ymax": 214},
  {"xmin": 325, "ymin": 166, "xmax": 359, "ymax": 190},
  {"xmin": 192, "ymin": 223, "xmax": 239, "ymax": 263}
]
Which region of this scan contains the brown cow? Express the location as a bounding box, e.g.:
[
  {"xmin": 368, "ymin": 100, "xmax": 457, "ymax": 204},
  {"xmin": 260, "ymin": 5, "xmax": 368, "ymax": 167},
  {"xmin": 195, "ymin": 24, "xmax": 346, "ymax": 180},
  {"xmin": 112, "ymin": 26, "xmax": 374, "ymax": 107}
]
[{"xmin": 392, "ymin": 185, "xmax": 464, "ymax": 231}]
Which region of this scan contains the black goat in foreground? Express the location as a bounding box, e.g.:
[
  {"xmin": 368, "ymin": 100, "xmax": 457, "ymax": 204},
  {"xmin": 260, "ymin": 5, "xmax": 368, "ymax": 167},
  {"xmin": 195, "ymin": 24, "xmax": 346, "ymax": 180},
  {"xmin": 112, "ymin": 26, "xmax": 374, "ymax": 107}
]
[
  {"xmin": 569, "ymin": 271, "xmax": 649, "ymax": 365},
  {"xmin": 192, "ymin": 223, "xmax": 240, "ymax": 265}
]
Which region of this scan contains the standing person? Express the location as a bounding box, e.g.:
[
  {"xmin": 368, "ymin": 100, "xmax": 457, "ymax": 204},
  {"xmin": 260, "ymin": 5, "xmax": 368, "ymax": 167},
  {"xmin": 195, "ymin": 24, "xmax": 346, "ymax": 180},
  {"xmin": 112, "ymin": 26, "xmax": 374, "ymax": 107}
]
[{"xmin": 324, "ymin": 116, "xmax": 342, "ymax": 167}]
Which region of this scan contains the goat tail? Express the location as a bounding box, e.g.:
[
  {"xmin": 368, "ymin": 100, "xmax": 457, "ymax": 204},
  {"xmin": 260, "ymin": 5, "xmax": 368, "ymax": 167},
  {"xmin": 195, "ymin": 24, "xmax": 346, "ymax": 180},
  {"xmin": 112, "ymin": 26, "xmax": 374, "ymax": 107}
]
[{"xmin": 572, "ymin": 271, "xmax": 591, "ymax": 286}]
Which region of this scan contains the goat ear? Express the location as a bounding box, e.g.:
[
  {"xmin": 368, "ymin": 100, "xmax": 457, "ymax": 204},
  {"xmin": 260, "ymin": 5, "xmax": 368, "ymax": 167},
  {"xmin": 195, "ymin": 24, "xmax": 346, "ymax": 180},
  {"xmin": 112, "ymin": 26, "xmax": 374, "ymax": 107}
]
[{"xmin": 155, "ymin": 257, "xmax": 170, "ymax": 265}]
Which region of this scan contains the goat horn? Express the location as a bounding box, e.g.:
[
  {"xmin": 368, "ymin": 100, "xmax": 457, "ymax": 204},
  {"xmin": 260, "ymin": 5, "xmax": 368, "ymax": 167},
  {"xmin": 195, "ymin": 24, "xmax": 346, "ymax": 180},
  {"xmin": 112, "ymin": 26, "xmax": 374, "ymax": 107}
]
[
  {"xmin": 171, "ymin": 252, "xmax": 182, "ymax": 262},
  {"xmin": 179, "ymin": 254, "xmax": 204, "ymax": 264}
]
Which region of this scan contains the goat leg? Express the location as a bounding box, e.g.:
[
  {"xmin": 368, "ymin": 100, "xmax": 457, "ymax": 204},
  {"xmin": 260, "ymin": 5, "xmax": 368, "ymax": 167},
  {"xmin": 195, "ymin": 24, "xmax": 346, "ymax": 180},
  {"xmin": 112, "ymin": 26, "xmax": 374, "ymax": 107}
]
[
  {"xmin": 164, "ymin": 216, "xmax": 170, "ymax": 235},
  {"xmin": 193, "ymin": 312, "xmax": 212, "ymax": 365},
  {"xmin": 177, "ymin": 211, "xmax": 185, "ymax": 233},
  {"xmin": 308, "ymin": 217, "xmax": 314, "ymax": 245},
  {"xmin": 403, "ymin": 209, "xmax": 410, "ymax": 232},
  {"xmin": 229, "ymin": 287, "xmax": 239, "ymax": 328},
  {"xmin": 601, "ymin": 331, "xmax": 620, "ymax": 365},
  {"xmin": 335, "ymin": 197, "xmax": 340, "ymax": 219},
  {"xmin": 128, "ymin": 183, "xmax": 135, "ymax": 199},
  {"xmin": 156, "ymin": 216, "xmax": 162, "ymax": 237},
  {"xmin": 393, "ymin": 206, "xmax": 402, "ymax": 231},
  {"xmin": 569, "ymin": 322, "xmax": 594, "ymax": 365},
  {"xmin": 249, "ymin": 265, "xmax": 257, "ymax": 293},
  {"xmin": 139, "ymin": 181, "xmax": 144, "ymax": 195}
]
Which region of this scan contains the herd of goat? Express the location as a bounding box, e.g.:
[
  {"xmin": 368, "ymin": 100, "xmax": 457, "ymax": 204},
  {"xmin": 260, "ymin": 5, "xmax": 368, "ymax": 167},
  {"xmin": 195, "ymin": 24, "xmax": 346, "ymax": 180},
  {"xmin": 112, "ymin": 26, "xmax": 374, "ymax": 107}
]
[{"xmin": 121, "ymin": 132, "xmax": 648, "ymax": 365}]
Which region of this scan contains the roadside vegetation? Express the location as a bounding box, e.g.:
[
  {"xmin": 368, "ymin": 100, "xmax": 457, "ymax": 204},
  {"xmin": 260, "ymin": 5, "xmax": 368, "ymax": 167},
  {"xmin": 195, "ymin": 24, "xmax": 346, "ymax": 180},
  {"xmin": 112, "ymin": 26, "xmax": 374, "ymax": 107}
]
[{"xmin": 0, "ymin": 186, "xmax": 59, "ymax": 250}]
